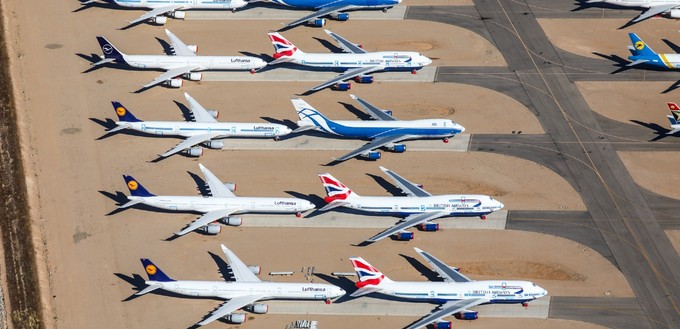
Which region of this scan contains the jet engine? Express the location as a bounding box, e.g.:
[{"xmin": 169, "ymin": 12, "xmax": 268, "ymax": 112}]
[
  {"xmin": 203, "ymin": 140, "xmax": 224, "ymax": 149},
  {"xmin": 359, "ymin": 151, "xmax": 381, "ymax": 160},
  {"xmin": 387, "ymin": 144, "xmax": 406, "ymax": 153},
  {"xmin": 246, "ymin": 303, "xmax": 268, "ymax": 314},
  {"xmin": 455, "ymin": 310, "xmax": 479, "ymax": 320},
  {"xmin": 433, "ymin": 320, "xmax": 452, "ymax": 329},
  {"xmin": 225, "ymin": 314, "xmax": 246, "ymax": 324},
  {"xmin": 171, "ymin": 11, "xmax": 186, "ymax": 19},
  {"xmin": 353, "ymin": 75, "xmax": 374, "ymax": 84},
  {"xmin": 166, "ymin": 78, "xmax": 183, "ymax": 88},
  {"xmin": 207, "ymin": 109, "xmax": 219, "ymax": 118},
  {"xmin": 183, "ymin": 147, "xmax": 203, "ymax": 157},
  {"xmin": 152, "ymin": 16, "xmax": 168, "ymax": 25},
  {"xmin": 221, "ymin": 216, "xmax": 242, "ymax": 226},
  {"xmin": 395, "ymin": 231, "xmax": 414, "ymax": 241},
  {"xmin": 418, "ymin": 223, "xmax": 439, "ymax": 231},
  {"xmin": 247, "ymin": 265, "xmax": 261, "ymax": 275},
  {"xmin": 330, "ymin": 12, "xmax": 350, "ymax": 21},
  {"xmin": 200, "ymin": 223, "xmax": 221, "ymax": 235},
  {"xmin": 185, "ymin": 72, "xmax": 202, "ymax": 81},
  {"xmin": 333, "ymin": 82, "xmax": 351, "ymax": 91},
  {"xmin": 306, "ymin": 18, "xmax": 326, "ymax": 27},
  {"xmin": 666, "ymin": 9, "xmax": 680, "ymax": 18}
]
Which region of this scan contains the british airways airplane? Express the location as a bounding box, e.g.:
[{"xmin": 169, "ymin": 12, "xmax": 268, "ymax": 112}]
[
  {"xmin": 318, "ymin": 167, "xmax": 504, "ymax": 243},
  {"xmin": 348, "ymin": 248, "xmax": 547, "ymax": 329},
  {"xmin": 268, "ymin": 30, "xmax": 432, "ymax": 92},
  {"xmin": 266, "ymin": 0, "xmax": 402, "ymax": 28},
  {"xmin": 108, "ymin": 93, "xmax": 291, "ymax": 158},
  {"xmin": 80, "ymin": 0, "xmax": 248, "ymax": 27},
  {"xmin": 292, "ymin": 95, "xmax": 464, "ymax": 162},
  {"xmin": 118, "ymin": 164, "xmax": 314, "ymax": 236},
  {"xmin": 92, "ymin": 29, "xmax": 266, "ymax": 90},
  {"xmin": 137, "ymin": 244, "xmax": 344, "ymax": 326}
]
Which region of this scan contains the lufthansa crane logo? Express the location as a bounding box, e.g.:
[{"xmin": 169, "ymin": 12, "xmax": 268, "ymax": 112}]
[
  {"xmin": 127, "ymin": 180, "xmax": 138, "ymax": 191},
  {"xmin": 102, "ymin": 44, "xmax": 113, "ymax": 54},
  {"xmin": 634, "ymin": 41, "xmax": 645, "ymax": 50},
  {"xmin": 116, "ymin": 107, "xmax": 126, "ymax": 117},
  {"xmin": 145, "ymin": 264, "xmax": 157, "ymax": 275}
]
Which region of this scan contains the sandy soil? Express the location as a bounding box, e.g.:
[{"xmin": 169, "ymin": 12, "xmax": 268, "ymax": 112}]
[
  {"xmin": 538, "ymin": 18, "xmax": 680, "ymax": 60},
  {"xmin": 618, "ymin": 152, "xmax": 680, "ymax": 200},
  {"xmin": 2, "ymin": 1, "xmax": 628, "ymax": 329},
  {"xmin": 667, "ymin": 230, "xmax": 680, "ymax": 256}
]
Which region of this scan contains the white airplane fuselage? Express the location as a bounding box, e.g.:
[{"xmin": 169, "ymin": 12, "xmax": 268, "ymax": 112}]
[
  {"xmin": 291, "ymin": 52, "xmax": 432, "ymax": 71},
  {"xmin": 121, "ymin": 54, "xmax": 267, "ymax": 71},
  {"xmin": 113, "ymin": 0, "xmax": 248, "ymax": 10},
  {"xmin": 593, "ymin": 0, "xmax": 680, "ymax": 8},
  {"xmin": 129, "ymin": 195, "xmax": 315, "ymax": 214},
  {"xmin": 118, "ymin": 121, "xmax": 292, "ymax": 138},
  {"xmin": 338, "ymin": 195, "xmax": 504, "ymax": 217},
  {"xmin": 376, "ymin": 280, "xmax": 547, "ymax": 304},
  {"xmin": 146, "ymin": 279, "xmax": 345, "ymax": 300}
]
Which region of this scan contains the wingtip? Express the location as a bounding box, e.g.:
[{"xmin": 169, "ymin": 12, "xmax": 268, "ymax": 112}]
[
  {"xmin": 413, "ymin": 247, "xmax": 423, "ymax": 253},
  {"xmin": 198, "ymin": 163, "xmax": 206, "ymax": 170},
  {"xmin": 378, "ymin": 166, "xmax": 389, "ymax": 172},
  {"xmin": 349, "ymin": 94, "xmax": 358, "ymax": 100}
]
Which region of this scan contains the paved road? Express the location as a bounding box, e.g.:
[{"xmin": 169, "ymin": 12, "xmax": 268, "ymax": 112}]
[
  {"xmin": 550, "ymin": 297, "xmax": 653, "ymax": 329},
  {"xmin": 408, "ymin": 2, "xmax": 680, "ymax": 328}
]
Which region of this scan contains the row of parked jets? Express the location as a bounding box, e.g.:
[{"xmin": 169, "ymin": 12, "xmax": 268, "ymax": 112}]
[{"xmin": 83, "ymin": 1, "xmax": 546, "ymax": 328}]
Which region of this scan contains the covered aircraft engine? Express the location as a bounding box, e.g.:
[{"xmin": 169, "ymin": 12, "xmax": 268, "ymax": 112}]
[
  {"xmin": 455, "ymin": 311, "xmax": 479, "ymax": 320},
  {"xmin": 171, "ymin": 11, "xmax": 186, "ymax": 19},
  {"xmin": 185, "ymin": 72, "xmax": 202, "ymax": 81},
  {"xmin": 203, "ymin": 140, "xmax": 224, "ymax": 149},
  {"xmin": 166, "ymin": 78, "xmax": 183, "ymax": 88},
  {"xmin": 395, "ymin": 231, "xmax": 414, "ymax": 241},
  {"xmin": 353, "ymin": 75, "xmax": 374, "ymax": 84},
  {"xmin": 207, "ymin": 109, "xmax": 219, "ymax": 118},
  {"xmin": 247, "ymin": 265, "xmax": 261, "ymax": 275},
  {"xmin": 665, "ymin": 9, "xmax": 680, "ymax": 18},
  {"xmin": 223, "ymin": 182, "xmax": 236, "ymax": 192},
  {"xmin": 333, "ymin": 82, "xmax": 351, "ymax": 91},
  {"xmin": 434, "ymin": 320, "xmax": 453, "ymax": 329},
  {"xmin": 359, "ymin": 151, "xmax": 381, "ymax": 160},
  {"xmin": 184, "ymin": 147, "xmax": 203, "ymax": 157},
  {"xmin": 186, "ymin": 45, "xmax": 198, "ymax": 53},
  {"xmin": 152, "ymin": 16, "xmax": 168, "ymax": 25},
  {"xmin": 387, "ymin": 144, "xmax": 406, "ymax": 153},
  {"xmin": 200, "ymin": 223, "xmax": 221, "ymax": 235},
  {"xmin": 225, "ymin": 314, "xmax": 246, "ymax": 324},
  {"xmin": 221, "ymin": 216, "xmax": 242, "ymax": 226},
  {"xmin": 246, "ymin": 303, "xmax": 268, "ymax": 314},
  {"xmin": 306, "ymin": 18, "xmax": 326, "ymax": 27},
  {"xmin": 330, "ymin": 12, "xmax": 350, "ymax": 21},
  {"xmin": 418, "ymin": 223, "xmax": 440, "ymax": 231}
]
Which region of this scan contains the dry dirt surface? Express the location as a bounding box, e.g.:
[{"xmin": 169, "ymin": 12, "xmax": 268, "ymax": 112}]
[
  {"xmin": 667, "ymin": 230, "xmax": 680, "ymax": 256},
  {"xmin": 618, "ymin": 152, "xmax": 680, "ymax": 201}
]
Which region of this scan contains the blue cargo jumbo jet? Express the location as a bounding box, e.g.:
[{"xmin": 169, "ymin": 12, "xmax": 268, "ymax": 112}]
[{"xmin": 267, "ymin": 0, "xmax": 402, "ymax": 28}]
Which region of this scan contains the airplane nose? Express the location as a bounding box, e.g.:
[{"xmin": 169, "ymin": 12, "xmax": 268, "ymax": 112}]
[{"xmin": 457, "ymin": 124, "xmax": 465, "ymax": 133}]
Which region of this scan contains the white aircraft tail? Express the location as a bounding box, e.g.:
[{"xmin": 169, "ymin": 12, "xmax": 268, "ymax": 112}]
[{"xmin": 348, "ymin": 257, "xmax": 393, "ymax": 297}]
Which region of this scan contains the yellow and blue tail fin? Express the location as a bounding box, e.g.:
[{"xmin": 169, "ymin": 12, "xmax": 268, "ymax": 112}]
[
  {"xmin": 628, "ymin": 33, "xmax": 657, "ymax": 57},
  {"xmin": 140, "ymin": 259, "xmax": 175, "ymax": 282},
  {"xmin": 123, "ymin": 175, "xmax": 155, "ymax": 197},
  {"xmin": 112, "ymin": 102, "xmax": 142, "ymax": 122}
]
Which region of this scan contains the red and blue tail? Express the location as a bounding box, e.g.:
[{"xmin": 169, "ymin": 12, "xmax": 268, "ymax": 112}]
[
  {"xmin": 268, "ymin": 32, "xmax": 301, "ymax": 59},
  {"xmin": 123, "ymin": 175, "xmax": 155, "ymax": 197},
  {"xmin": 140, "ymin": 259, "xmax": 175, "ymax": 282},
  {"xmin": 349, "ymin": 257, "xmax": 390, "ymax": 288},
  {"xmin": 318, "ymin": 173, "xmax": 358, "ymax": 203}
]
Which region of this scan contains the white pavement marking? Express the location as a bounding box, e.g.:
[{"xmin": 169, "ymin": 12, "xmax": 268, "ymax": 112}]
[
  {"xmin": 265, "ymin": 296, "xmax": 550, "ymax": 319},
  {"xmin": 185, "ymin": 6, "xmax": 407, "ymax": 20},
  {"xmin": 220, "ymin": 134, "xmax": 470, "ymax": 152},
  {"xmin": 201, "ymin": 66, "xmax": 438, "ymax": 83},
  {"xmin": 241, "ymin": 210, "xmax": 507, "ymax": 230}
]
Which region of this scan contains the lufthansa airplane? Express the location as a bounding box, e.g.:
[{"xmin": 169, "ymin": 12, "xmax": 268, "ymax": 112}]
[
  {"xmin": 108, "ymin": 93, "xmax": 291, "ymax": 158},
  {"xmin": 292, "ymin": 95, "xmax": 464, "ymax": 162},
  {"xmin": 348, "ymin": 248, "xmax": 547, "ymax": 329},
  {"xmin": 267, "ymin": 30, "xmax": 432, "ymax": 92},
  {"xmin": 318, "ymin": 167, "xmax": 504, "ymax": 243},
  {"xmin": 119, "ymin": 164, "xmax": 315, "ymax": 236},
  {"xmin": 266, "ymin": 0, "xmax": 402, "ymax": 28},
  {"xmin": 137, "ymin": 244, "xmax": 345, "ymax": 326},
  {"xmin": 81, "ymin": 0, "xmax": 248, "ymax": 27},
  {"xmin": 92, "ymin": 29, "xmax": 266, "ymax": 89}
]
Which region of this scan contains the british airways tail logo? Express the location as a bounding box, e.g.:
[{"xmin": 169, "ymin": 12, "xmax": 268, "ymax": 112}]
[
  {"xmin": 350, "ymin": 258, "xmax": 384, "ymax": 288},
  {"xmin": 269, "ymin": 34, "xmax": 297, "ymax": 58},
  {"xmin": 319, "ymin": 174, "xmax": 351, "ymax": 200}
]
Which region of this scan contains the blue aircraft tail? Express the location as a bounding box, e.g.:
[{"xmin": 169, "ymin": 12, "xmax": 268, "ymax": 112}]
[
  {"xmin": 123, "ymin": 175, "xmax": 155, "ymax": 197},
  {"xmin": 628, "ymin": 33, "xmax": 657, "ymax": 57},
  {"xmin": 96, "ymin": 36, "xmax": 126, "ymax": 61},
  {"xmin": 112, "ymin": 102, "xmax": 142, "ymax": 122},
  {"xmin": 140, "ymin": 259, "xmax": 175, "ymax": 282}
]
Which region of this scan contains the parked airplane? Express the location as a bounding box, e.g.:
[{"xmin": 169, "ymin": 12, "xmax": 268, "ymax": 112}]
[
  {"xmin": 267, "ymin": 30, "xmax": 432, "ymax": 92},
  {"xmin": 585, "ymin": 0, "xmax": 680, "ymax": 26},
  {"xmin": 348, "ymin": 248, "xmax": 547, "ymax": 329},
  {"xmin": 625, "ymin": 32, "xmax": 680, "ymax": 69},
  {"xmin": 119, "ymin": 164, "xmax": 315, "ymax": 236},
  {"xmin": 266, "ymin": 0, "xmax": 402, "ymax": 28},
  {"xmin": 92, "ymin": 29, "xmax": 266, "ymax": 89},
  {"xmin": 108, "ymin": 93, "xmax": 291, "ymax": 158},
  {"xmin": 81, "ymin": 0, "xmax": 248, "ymax": 27},
  {"xmin": 137, "ymin": 244, "xmax": 345, "ymax": 326},
  {"xmin": 291, "ymin": 95, "xmax": 464, "ymax": 162},
  {"xmin": 666, "ymin": 102, "xmax": 680, "ymax": 134},
  {"xmin": 317, "ymin": 167, "xmax": 504, "ymax": 243}
]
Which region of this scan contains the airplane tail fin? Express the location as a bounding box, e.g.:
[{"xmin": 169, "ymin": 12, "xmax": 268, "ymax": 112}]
[
  {"xmin": 668, "ymin": 102, "xmax": 680, "ymax": 124},
  {"xmin": 291, "ymin": 98, "xmax": 335, "ymax": 132},
  {"xmin": 318, "ymin": 173, "xmax": 359, "ymax": 203},
  {"xmin": 96, "ymin": 36, "xmax": 126, "ymax": 60},
  {"xmin": 268, "ymin": 32, "xmax": 303, "ymax": 60},
  {"xmin": 112, "ymin": 102, "xmax": 142, "ymax": 122},
  {"xmin": 123, "ymin": 175, "xmax": 155, "ymax": 197},
  {"xmin": 140, "ymin": 258, "xmax": 175, "ymax": 282},
  {"xmin": 348, "ymin": 257, "xmax": 392, "ymax": 293},
  {"xmin": 628, "ymin": 33, "xmax": 657, "ymax": 57}
]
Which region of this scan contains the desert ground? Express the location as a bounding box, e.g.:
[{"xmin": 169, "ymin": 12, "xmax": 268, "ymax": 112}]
[{"xmin": 0, "ymin": 0, "xmax": 659, "ymax": 329}]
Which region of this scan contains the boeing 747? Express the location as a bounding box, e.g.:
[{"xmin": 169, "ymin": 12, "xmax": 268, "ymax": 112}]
[{"xmin": 267, "ymin": 0, "xmax": 402, "ymax": 28}]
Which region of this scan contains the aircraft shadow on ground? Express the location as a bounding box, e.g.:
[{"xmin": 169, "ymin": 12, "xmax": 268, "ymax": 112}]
[
  {"xmin": 313, "ymin": 273, "xmax": 356, "ymax": 304},
  {"xmin": 99, "ymin": 190, "xmax": 202, "ymax": 216},
  {"xmin": 629, "ymin": 119, "xmax": 674, "ymax": 141},
  {"xmin": 114, "ymin": 272, "xmax": 224, "ymax": 302},
  {"xmin": 366, "ymin": 173, "xmax": 404, "ymax": 196}
]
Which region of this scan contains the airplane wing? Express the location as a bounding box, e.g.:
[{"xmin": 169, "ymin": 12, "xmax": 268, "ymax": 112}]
[
  {"xmin": 142, "ymin": 65, "xmax": 202, "ymax": 89},
  {"xmin": 335, "ymin": 134, "xmax": 412, "ymax": 162},
  {"xmin": 284, "ymin": 5, "xmax": 356, "ymax": 28},
  {"xmin": 198, "ymin": 294, "xmax": 266, "ymax": 326},
  {"xmin": 404, "ymin": 298, "xmax": 488, "ymax": 329},
  {"xmin": 159, "ymin": 132, "xmax": 222, "ymax": 158},
  {"xmin": 221, "ymin": 244, "xmax": 262, "ymax": 283},
  {"xmin": 324, "ymin": 29, "xmax": 366, "ymax": 54},
  {"xmin": 350, "ymin": 94, "xmax": 397, "ymax": 121},
  {"xmin": 199, "ymin": 164, "xmax": 236, "ymax": 198},
  {"xmin": 413, "ymin": 247, "xmax": 473, "ymax": 283},
  {"xmin": 379, "ymin": 166, "xmax": 431, "ymax": 197},
  {"xmin": 129, "ymin": 5, "xmax": 184, "ymax": 26},
  {"xmin": 365, "ymin": 211, "xmax": 449, "ymax": 243},
  {"xmin": 184, "ymin": 93, "xmax": 218, "ymax": 123},
  {"xmin": 631, "ymin": 4, "xmax": 679, "ymax": 23},
  {"xmin": 165, "ymin": 29, "xmax": 197, "ymax": 56},
  {"xmin": 667, "ymin": 128, "xmax": 680, "ymax": 135},
  {"xmin": 309, "ymin": 66, "xmax": 382, "ymax": 92},
  {"xmin": 175, "ymin": 208, "xmax": 236, "ymax": 236}
]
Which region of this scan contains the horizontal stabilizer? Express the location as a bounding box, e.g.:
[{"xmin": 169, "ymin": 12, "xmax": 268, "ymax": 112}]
[
  {"xmin": 319, "ymin": 200, "xmax": 349, "ymax": 212},
  {"xmin": 91, "ymin": 58, "xmax": 115, "ymax": 66},
  {"xmin": 118, "ymin": 199, "xmax": 144, "ymax": 209},
  {"xmin": 350, "ymin": 286, "xmax": 382, "ymax": 298},
  {"xmin": 627, "ymin": 59, "xmax": 649, "ymax": 67},
  {"xmin": 292, "ymin": 125, "xmax": 317, "ymax": 134},
  {"xmin": 135, "ymin": 284, "xmax": 162, "ymax": 296},
  {"xmin": 106, "ymin": 124, "xmax": 131, "ymax": 134}
]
